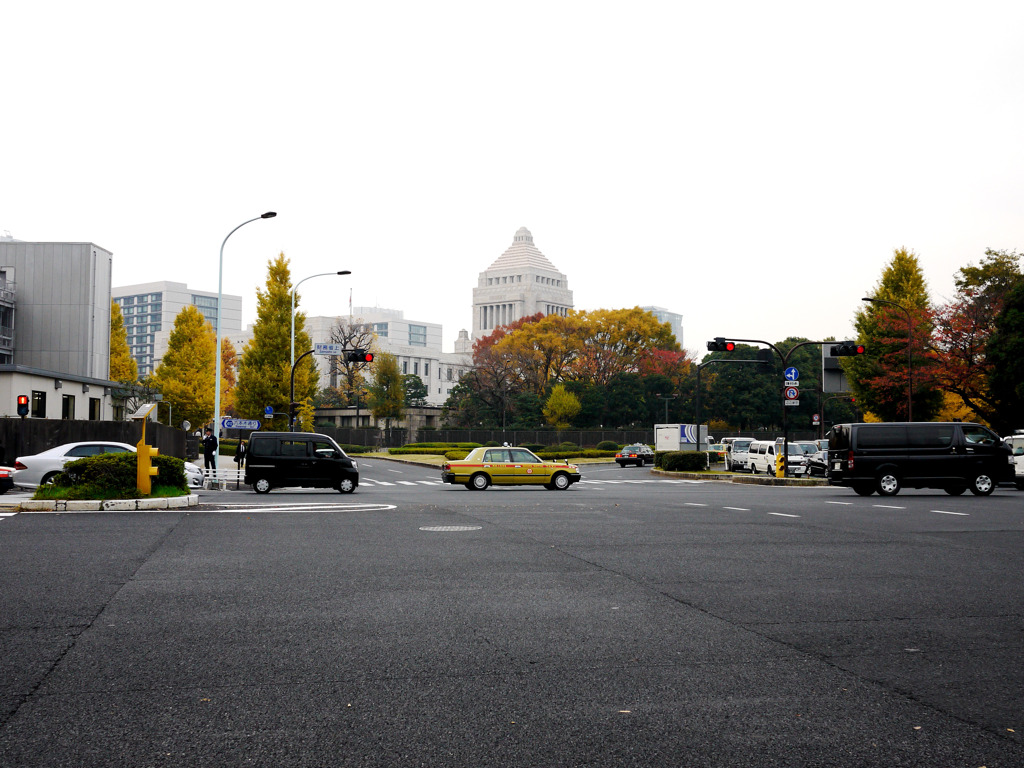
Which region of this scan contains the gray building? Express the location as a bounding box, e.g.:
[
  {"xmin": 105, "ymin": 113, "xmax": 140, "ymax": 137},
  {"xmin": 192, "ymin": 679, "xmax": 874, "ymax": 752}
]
[
  {"xmin": 472, "ymin": 227, "xmax": 574, "ymax": 339},
  {"xmin": 112, "ymin": 281, "xmax": 242, "ymax": 377},
  {"xmin": 0, "ymin": 240, "xmax": 118, "ymax": 420},
  {"xmin": 641, "ymin": 306, "xmax": 684, "ymax": 347}
]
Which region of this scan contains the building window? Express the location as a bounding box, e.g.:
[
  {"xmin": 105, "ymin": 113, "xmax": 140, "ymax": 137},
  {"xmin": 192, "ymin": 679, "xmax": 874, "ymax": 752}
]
[
  {"xmin": 409, "ymin": 324, "xmax": 427, "ymax": 347},
  {"xmin": 62, "ymin": 394, "xmax": 76, "ymax": 420},
  {"xmin": 373, "ymin": 322, "xmax": 388, "ymax": 337},
  {"xmin": 31, "ymin": 390, "xmax": 46, "ymax": 418},
  {"xmin": 447, "ymin": 368, "xmax": 453, "ymax": 381},
  {"xmin": 89, "ymin": 398, "xmax": 102, "ymax": 420},
  {"xmin": 424, "ymin": 363, "xmax": 429, "ymax": 378},
  {"xmin": 402, "ymin": 361, "xmax": 408, "ymax": 374}
]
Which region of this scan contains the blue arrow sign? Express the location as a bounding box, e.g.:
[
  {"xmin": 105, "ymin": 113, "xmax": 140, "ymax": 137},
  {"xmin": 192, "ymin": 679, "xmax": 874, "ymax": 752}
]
[
  {"xmin": 784, "ymin": 367, "xmax": 799, "ymax": 381},
  {"xmin": 264, "ymin": 405, "xmax": 274, "ymax": 416}
]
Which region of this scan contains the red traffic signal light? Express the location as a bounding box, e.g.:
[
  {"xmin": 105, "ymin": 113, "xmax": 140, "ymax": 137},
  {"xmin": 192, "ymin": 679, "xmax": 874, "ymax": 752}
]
[
  {"xmin": 831, "ymin": 341, "xmax": 865, "ymax": 356},
  {"xmin": 706, "ymin": 337, "xmax": 735, "ymax": 352},
  {"xmin": 16, "ymin": 394, "xmax": 29, "ymax": 417},
  {"xmin": 346, "ymin": 349, "xmax": 374, "ymax": 363}
]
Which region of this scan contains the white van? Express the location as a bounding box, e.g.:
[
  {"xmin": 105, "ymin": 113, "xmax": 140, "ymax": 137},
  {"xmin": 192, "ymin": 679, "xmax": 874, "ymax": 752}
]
[
  {"xmin": 747, "ymin": 440, "xmax": 811, "ymax": 476},
  {"xmin": 721, "ymin": 438, "xmax": 754, "ymax": 471}
]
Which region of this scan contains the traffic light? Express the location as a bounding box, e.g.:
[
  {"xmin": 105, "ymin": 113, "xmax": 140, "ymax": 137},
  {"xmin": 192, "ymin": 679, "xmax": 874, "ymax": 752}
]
[
  {"xmin": 289, "ymin": 401, "xmax": 301, "ymax": 422},
  {"xmin": 706, "ymin": 337, "xmax": 736, "ymax": 352},
  {"xmin": 830, "ymin": 341, "xmax": 866, "ymax": 356},
  {"xmin": 16, "ymin": 394, "xmax": 29, "ymax": 417},
  {"xmin": 756, "ymin": 348, "xmax": 774, "ymax": 371},
  {"xmin": 346, "ymin": 349, "xmax": 374, "ymax": 363}
]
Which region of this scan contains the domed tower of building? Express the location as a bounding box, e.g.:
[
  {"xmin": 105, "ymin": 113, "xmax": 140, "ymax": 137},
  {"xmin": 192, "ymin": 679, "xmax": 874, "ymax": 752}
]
[{"xmin": 471, "ymin": 227, "xmax": 574, "ymax": 340}]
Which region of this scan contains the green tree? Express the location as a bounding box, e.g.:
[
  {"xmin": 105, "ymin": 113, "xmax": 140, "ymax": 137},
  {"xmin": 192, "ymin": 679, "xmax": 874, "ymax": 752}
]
[
  {"xmin": 844, "ymin": 248, "xmax": 941, "ymax": 421},
  {"xmin": 403, "ymin": 374, "xmax": 428, "ymax": 408},
  {"xmin": 151, "ymin": 305, "xmax": 216, "ymax": 429},
  {"xmin": 109, "ymin": 301, "xmax": 138, "ymax": 383},
  {"xmin": 543, "ymin": 384, "xmax": 581, "ymax": 428},
  {"xmin": 368, "ymin": 352, "xmax": 404, "ymax": 428},
  {"xmin": 985, "ymin": 280, "xmax": 1024, "ymax": 432},
  {"xmin": 233, "ymin": 254, "xmax": 319, "ymax": 429}
]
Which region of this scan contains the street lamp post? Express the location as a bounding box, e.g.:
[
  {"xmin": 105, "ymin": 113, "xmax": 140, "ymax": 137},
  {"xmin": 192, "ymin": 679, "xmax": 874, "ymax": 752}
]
[
  {"xmin": 654, "ymin": 392, "xmax": 678, "ymax": 423},
  {"xmin": 213, "ymin": 212, "xmax": 276, "ymax": 477},
  {"xmin": 862, "ymin": 297, "xmax": 913, "ymax": 422},
  {"xmin": 290, "ymin": 271, "xmax": 351, "ymax": 370}
]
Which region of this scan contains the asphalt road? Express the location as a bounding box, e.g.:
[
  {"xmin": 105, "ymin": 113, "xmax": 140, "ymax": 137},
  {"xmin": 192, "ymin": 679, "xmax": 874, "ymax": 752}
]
[{"xmin": 1, "ymin": 461, "xmax": 1022, "ymax": 767}]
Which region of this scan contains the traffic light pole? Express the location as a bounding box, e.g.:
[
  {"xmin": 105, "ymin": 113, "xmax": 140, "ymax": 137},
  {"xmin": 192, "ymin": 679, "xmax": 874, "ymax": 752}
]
[
  {"xmin": 709, "ymin": 338, "xmax": 860, "ymax": 477},
  {"xmin": 290, "ymin": 349, "xmax": 315, "ymax": 432},
  {"xmin": 695, "ymin": 358, "xmax": 772, "ymax": 452}
]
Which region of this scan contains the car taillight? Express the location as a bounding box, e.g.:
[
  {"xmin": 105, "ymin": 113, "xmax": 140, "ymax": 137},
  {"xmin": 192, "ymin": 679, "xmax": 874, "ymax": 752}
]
[
  {"xmin": 846, "ymin": 449, "xmax": 854, "ymax": 470},
  {"xmin": 14, "ymin": 461, "xmax": 27, "ymax": 470}
]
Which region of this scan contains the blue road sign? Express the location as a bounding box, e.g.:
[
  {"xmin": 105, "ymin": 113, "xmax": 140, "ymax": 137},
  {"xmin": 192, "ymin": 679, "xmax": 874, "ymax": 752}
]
[
  {"xmin": 784, "ymin": 367, "xmax": 799, "ymax": 381},
  {"xmin": 265, "ymin": 405, "xmax": 274, "ymax": 416},
  {"xmin": 222, "ymin": 418, "xmax": 261, "ymax": 430}
]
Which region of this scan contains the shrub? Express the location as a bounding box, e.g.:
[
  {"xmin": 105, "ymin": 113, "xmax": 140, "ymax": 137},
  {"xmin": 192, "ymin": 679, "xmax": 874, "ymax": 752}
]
[
  {"xmin": 596, "ymin": 440, "xmax": 620, "ymax": 452},
  {"xmin": 521, "ymin": 443, "xmax": 546, "ymax": 453},
  {"xmin": 660, "ymin": 451, "xmax": 711, "ymax": 472},
  {"xmin": 49, "ymin": 452, "xmax": 188, "ymax": 498},
  {"xmin": 444, "ymin": 450, "xmax": 471, "ymax": 461}
]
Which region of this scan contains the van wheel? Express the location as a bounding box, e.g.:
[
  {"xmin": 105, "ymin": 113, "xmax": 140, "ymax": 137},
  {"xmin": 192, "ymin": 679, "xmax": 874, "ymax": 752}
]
[
  {"xmin": 969, "ymin": 473, "xmax": 995, "ymax": 496},
  {"xmin": 944, "ymin": 485, "xmax": 966, "ymax": 496},
  {"xmin": 877, "ymin": 472, "xmax": 901, "ymax": 496},
  {"xmin": 338, "ymin": 478, "xmax": 355, "ymax": 494},
  {"xmin": 470, "ymin": 473, "xmax": 490, "ymax": 491},
  {"xmin": 253, "ymin": 477, "xmax": 271, "ymax": 494},
  {"xmin": 853, "ymin": 484, "xmax": 874, "ymax": 496}
]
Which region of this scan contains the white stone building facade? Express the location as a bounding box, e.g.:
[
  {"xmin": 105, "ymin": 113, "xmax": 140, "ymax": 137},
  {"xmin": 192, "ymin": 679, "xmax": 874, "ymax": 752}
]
[{"xmin": 472, "ymin": 227, "xmax": 574, "ymax": 339}]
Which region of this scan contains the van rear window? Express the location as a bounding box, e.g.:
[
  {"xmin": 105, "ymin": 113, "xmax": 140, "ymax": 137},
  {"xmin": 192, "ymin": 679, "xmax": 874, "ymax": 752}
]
[{"xmin": 857, "ymin": 426, "xmax": 906, "ymax": 448}]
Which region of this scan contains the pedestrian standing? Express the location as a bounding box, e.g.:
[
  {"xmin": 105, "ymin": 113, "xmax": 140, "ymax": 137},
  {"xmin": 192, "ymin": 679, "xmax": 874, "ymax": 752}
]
[
  {"xmin": 203, "ymin": 428, "xmax": 218, "ymax": 471},
  {"xmin": 234, "ymin": 439, "xmax": 247, "ymax": 469}
]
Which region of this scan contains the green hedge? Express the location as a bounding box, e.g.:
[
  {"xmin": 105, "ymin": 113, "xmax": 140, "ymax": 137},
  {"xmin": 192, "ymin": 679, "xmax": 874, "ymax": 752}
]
[
  {"xmin": 52, "ymin": 453, "xmax": 188, "ymax": 496},
  {"xmin": 404, "ymin": 442, "xmax": 482, "ymax": 449},
  {"xmin": 535, "ymin": 450, "xmax": 618, "ymax": 460},
  {"xmin": 657, "ymin": 451, "xmax": 710, "ymax": 472},
  {"xmin": 389, "ymin": 447, "xmax": 459, "ymax": 456},
  {"xmin": 444, "ymin": 450, "xmax": 471, "ymax": 461}
]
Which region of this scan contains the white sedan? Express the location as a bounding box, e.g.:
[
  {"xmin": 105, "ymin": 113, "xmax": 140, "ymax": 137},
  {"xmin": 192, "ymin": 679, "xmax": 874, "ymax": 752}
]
[{"xmin": 13, "ymin": 441, "xmax": 203, "ymax": 489}]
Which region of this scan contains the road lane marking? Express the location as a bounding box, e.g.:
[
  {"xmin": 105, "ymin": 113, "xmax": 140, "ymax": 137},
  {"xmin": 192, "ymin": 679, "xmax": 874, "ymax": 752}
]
[
  {"xmin": 723, "ymin": 507, "xmax": 750, "ymax": 511},
  {"xmin": 684, "ymin": 502, "xmax": 706, "ymax": 507},
  {"xmin": 873, "ymin": 505, "xmax": 905, "ymax": 510},
  {"xmin": 932, "ymin": 510, "xmax": 969, "ymax": 516},
  {"xmin": 826, "ymin": 501, "xmax": 853, "ymax": 505},
  {"xmin": 397, "ymin": 481, "xmax": 418, "ymax": 486},
  {"xmin": 768, "ymin": 512, "xmax": 800, "ymax": 518}
]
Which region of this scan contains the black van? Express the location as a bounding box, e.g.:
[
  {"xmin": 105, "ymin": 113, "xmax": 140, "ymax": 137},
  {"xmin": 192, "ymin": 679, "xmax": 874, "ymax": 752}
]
[
  {"xmin": 827, "ymin": 422, "xmax": 1014, "ymax": 496},
  {"xmin": 244, "ymin": 432, "xmax": 359, "ymax": 494}
]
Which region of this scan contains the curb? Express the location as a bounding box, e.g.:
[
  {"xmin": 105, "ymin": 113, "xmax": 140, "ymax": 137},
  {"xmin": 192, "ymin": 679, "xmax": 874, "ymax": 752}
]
[
  {"xmin": 651, "ymin": 469, "xmax": 827, "ymax": 487},
  {"xmin": 16, "ymin": 495, "xmax": 201, "ymax": 512}
]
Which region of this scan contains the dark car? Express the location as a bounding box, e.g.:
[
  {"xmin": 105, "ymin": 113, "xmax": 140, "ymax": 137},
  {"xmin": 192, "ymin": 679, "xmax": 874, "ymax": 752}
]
[
  {"xmin": 615, "ymin": 444, "xmax": 654, "ymax": 467},
  {"xmin": 827, "ymin": 422, "xmax": 1014, "ymax": 496},
  {"xmin": 244, "ymin": 432, "xmax": 359, "ymax": 494}
]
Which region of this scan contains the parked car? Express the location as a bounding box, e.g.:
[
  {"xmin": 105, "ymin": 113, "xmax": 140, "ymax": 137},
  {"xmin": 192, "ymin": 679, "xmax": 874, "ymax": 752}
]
[
  {"xmin": 721, "ymin": 438, "xmax": 753, "ymax": 471},
  {"xmin": 244, "ymin": 432, "xmax": 359, "ymax": 493},
  {"xmin": 747, "ymin": 440, "xmax": 811, "ymax": 476},
  {"xmin": 828, "ymin": 422, "xmax": 1014, "ymax": 496},
  {"xmin": 707, "ymin": 444, "xmax": 728, "ymax": 464},
  {"xmin": 1003, "ymin": 433, "xmax": 1024, "ymax": 490},
  {"xmin": 14, "ymin": 441, "xmax": 204, "ymax": 489},
  {"xmin": 14, "ymin": 442, "xmax": 136, "ymax": 488},
  {"xmin": 0, "ymin": 466, "xmax": 14, "ymax": 494},
  {"xmin": 441, "ymin": 446, "xmax": 581, "ymax": 490},
  {"xmin": 615, "ymin": 444, "xmax": 654, "ymax": 467}
]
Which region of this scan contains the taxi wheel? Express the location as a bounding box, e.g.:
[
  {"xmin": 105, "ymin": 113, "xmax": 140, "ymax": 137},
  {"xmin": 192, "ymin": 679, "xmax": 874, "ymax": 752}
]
[
  {"xmin": 470, "ymin": 473, "xmax": 490, "ymax": 491},
  {"xmin": 551, "ymin": 472, "xmax": 571, "ymax": 490}
]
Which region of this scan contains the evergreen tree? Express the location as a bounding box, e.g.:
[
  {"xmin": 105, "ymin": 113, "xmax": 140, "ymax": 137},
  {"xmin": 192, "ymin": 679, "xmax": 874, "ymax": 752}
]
[
  {"xmin": 985, "ymin": 280, "xmax": 1024, "ymax": 432},
  {"xmin": 233, "ymin": 254, "xmax": 319, "ymax": 428},
  {"xmin": 109, "ymin": 301, "xmax": 138, "ymax": 383},
  {"xmin": 151, "ymin": 305, "xmax": 216, "ymax": 429},
  {"xmin": 843, "ymin": 248, "xmax": 941, "ymax": 421}
]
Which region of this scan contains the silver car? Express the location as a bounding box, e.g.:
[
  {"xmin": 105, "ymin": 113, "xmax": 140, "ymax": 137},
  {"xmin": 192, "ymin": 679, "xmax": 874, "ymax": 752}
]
[{"xmin": 14, "ymin": 441, "xmax": 203, "ymax": 489}]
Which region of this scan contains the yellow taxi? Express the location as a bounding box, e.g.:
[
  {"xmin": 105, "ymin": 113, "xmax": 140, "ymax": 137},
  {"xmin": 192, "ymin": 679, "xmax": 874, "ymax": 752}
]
[{"xmin": 441, "ymin": 446, "xmax": 582, "ymax": 490}]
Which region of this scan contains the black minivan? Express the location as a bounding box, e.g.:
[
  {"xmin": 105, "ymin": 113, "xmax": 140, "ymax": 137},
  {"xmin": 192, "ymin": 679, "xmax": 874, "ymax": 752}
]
[
  {"xmin": 244, "ymin": 432, "xmax": 359, "ymax": 494},
  {"xmin": 827, "ymin": 422, "xmax": 1014, "ymax": 497}
]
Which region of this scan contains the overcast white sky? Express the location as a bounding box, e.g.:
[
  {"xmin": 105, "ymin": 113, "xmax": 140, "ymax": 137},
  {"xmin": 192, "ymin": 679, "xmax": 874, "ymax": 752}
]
[{"xmin": 3, "ymin": 2, "xmax": 1022, "ymax": 357}]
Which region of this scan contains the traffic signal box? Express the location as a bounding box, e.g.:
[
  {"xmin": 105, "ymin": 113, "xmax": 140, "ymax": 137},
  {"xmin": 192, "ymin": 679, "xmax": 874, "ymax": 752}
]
[
  {"xmin": 17, "ymin": 394, "xmax": 29, "ymax": 417},
  {"xmin": 136, "ymin": 427, "xmax": 159, "ymax": 496},
  {"xmin": 706, "ymin": 338, "xmax": 736, "ymax": 352},
  {"xmin": 346, "ymin": 349, "xmax": 374, "ymax": 363},
  {"xmin": 830, "ymin": 341, "xmax": 866, "ymax": 356},
  {"xmin": 775, "ymin": 450, "xmax": 786, "ymax": 478}
]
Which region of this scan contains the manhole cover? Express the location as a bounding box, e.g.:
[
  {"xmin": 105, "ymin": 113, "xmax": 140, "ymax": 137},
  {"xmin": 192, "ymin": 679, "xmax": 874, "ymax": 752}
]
[{"xmin": 419, "ymin": 525, "xmax": 482, "ymax": 532}]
